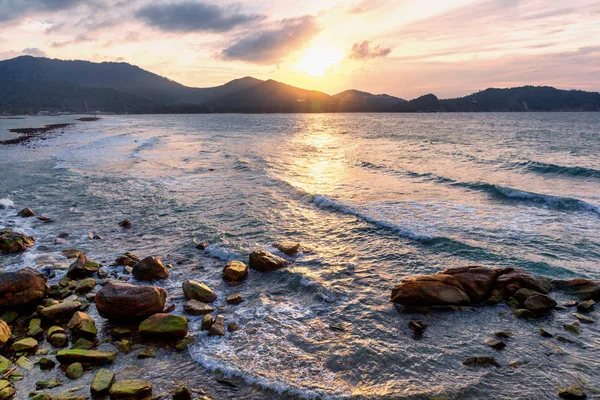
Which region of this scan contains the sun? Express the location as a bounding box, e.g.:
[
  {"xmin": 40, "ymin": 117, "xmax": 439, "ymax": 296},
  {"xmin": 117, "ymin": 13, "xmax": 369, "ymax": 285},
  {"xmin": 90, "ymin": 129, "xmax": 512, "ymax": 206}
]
[{"xmin": 295, "ymin": 46, "xmax": 345, "ymax": 77}]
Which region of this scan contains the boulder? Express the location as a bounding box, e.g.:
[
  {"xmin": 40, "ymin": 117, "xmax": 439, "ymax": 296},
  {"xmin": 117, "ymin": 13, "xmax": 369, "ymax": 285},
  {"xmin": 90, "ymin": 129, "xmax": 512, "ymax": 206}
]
[
  {"xmin": 17, "ymin": 208, "xmax": 36, "ymax": 218},
  {"xmin": 183, "ymin": 300, "xmax": 214, "ymax": 316},
  {"xmin": 201, "ymin": 315, "xmax": 213, "ymax": 331},
  {"xmin": 577, "ymin": 299, "xmax": 595, "ymax": 312},
  {"xmin": 182, "ymin": 280, "xmax": 217, "ymax": 303},
  {"xmin": 66, "ymin": 362, "xmax": 83, "ymax": 379},
  {"xmin": 273, "ymin": 241, "xmax": 303, "ymax": 256},
  {"xmin": 462, "ymin": 356, "xmax": 501, "ymax": 368},
  {"xmin": 514, "ymin": 288, "xmax": 540, "ymax": 303},
  {"xmin": 109, "ymin": 380, "xmax": 152, "ymax": 400},
  {"xmin": 495, "ymin": 269, "xmax": 551, "ymax": 296},
  {"xmin": 40, "ymin": 300, "xmax": 81, "ymax": 320},
  {"xmin": 514, "ymin": 309, "xmax": 536, "ymax": 319},
  {"xmin": 523, "ymin": 293, "xmax": 557, "ymax": 314},
  {"xmin": 75, "ymin": 278, "xmax": 96, "ymax": 294},
  {"xmin": 95, "ymin": 282, "xmax": 166, "ymax": 320},
  {"xmin": 441, "ymin": 266, "xmax": 504, "ymax": 303},
  {"xmin": 118, "ymin": 219, "xmax": 132, "ymax": 229},
  {"xmin": 91, "ymin": 368, "xmax": 115, "ymax": 395},
  {"xmin": 56, "ymin": 349, "xmax": 118, "ymax": 365},
  {"xmin": 226, "ymin": 293, "xmax": 244, "ymax": 305},
  {"xmin": 0, "ymin": 228, "xmax": 35, "ymax": 253},
  {"xmin": 558, "ymin": 385, "xmax": 586, "ymax": 400},
  {"xmin": 67, "ymin": 311, "xmax": 98, "ymax": 339},
  {"xmin": 0, "ymin": 321, "xmax": 10, "ymax": 347},
  {"xmin": 222, "ymin": 261, "xmax": 248, "ymax": 283},
  {"xmin": 62, "ymin": 249, "xmax": 83, "ymax": 259},
  {"xmin": 132, "ymin": 256, "xmax": 169, "ymax": 281},
  {"xmin": 0, "ymin": 268, "xmax": 48, "ymax": 307},
  {"xmin": 13, "ymin": 337, "xmax": 38, "ymax": 352},
  {"xmin": 249, "ymin": 250, "xmax": 289, "ymax": 272},
  {"xmin": 208, "ymin": 315, "xmax": 225, "ymax": 337},
  {"xmin": 138, "ymin": 313, "xmax": 188, "ymax": 340},
  {"xmin": 553, "ymin": 278, "xmax": 600, "ymax": 301},
  {"xmin": 173, "ymin": 386, "xmax": 193, "ymax": 400},
  {"xmin": 391, "ymin": 274, "xmax": 470, "ymax": 306},
  {"xmin": 0, "ymin": 387, "xmax": 16, "ymax": 399},
  {"xmin": 112, "ymin": 253, "xmax": 141, "ymax": 267},
  {"xmin": 67, "ymin": 255, "xmax": 100, "ymax": 279}
]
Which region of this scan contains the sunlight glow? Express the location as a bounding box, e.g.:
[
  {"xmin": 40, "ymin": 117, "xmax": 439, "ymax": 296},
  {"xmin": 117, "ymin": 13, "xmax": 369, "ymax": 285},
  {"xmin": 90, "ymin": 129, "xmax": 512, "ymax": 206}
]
[{"xmin": 295, "ymin": 46, "xmax": 345, "ymax": 77}]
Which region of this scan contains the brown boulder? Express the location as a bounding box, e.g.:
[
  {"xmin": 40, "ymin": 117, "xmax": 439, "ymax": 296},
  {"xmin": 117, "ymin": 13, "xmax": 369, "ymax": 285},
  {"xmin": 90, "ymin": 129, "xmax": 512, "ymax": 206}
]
[
  {"xmin": 222, "ymin": 261, "xmax": 248, "ymax": 283},
  {"xmin": 66, "ymin": 254, "xmax": 100, "ymax": 279},
  {"xmin": 441, "ymin": 266, "xmax": 505, "ymax": 303},
  {"xmin": 40, "ymin": 300, "xmax": 82, "ymax": 320},
  {"xmin": 273, "ymin": 241, "xmax": 303, "ymax": 256},
  {"xmin": 523, "ymin": 293, "xmax": 557, "ymax": 314},
  {"xmin": 182, "ymin": 280, "xmax": 217, "ymax": 303},
  {"xmin": 0, "ymin": 267, "xmax": 48, "ymax": 307},
  {"xmin": 132, "ymin": 256, "xmax": 169, "ymax": 281},
  {"xmin": 17, "ymin": 208, "xmax": 36, "ymax": 217},
  {"xmin": 495, "ymin": 269, "xmax": 551, "ymax": 296},
  {"xmin": 552, "ymin": 278, "xmax": 600, "ymax": 301},
  {"xmin": 391, "ymin": 274, "xmax": 470, "ymax": 306},
  {"xmin": 248, "ymin": 250, "xmax": 289, "ymax": 272},
  {"xmin": 95, "ymin": 282, "xmax": 166, "ymax": 320},
  {"xmin": 0, "ymin": 320, "xmax": 11, "ymax": 347},
  {"xmin": 0, "ymin": 228, "xmax": 35, "ymax": 253}
]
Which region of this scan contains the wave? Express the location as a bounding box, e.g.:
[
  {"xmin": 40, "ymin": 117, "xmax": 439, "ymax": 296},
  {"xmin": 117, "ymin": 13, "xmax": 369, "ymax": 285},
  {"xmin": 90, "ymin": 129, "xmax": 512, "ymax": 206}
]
[
  {"xmin": 519, "ymin": 160, "xmax": 600, "ymax": 180},
  {"xmin": 0, "ymin": 198, "xmax": 14, "ymax": 209}
]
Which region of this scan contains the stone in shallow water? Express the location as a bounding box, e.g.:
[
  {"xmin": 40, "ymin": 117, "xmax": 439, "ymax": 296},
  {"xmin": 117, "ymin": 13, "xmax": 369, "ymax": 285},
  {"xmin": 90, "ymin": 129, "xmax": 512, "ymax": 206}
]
[
  {"xmin": 523, "ymin": 293, "xmax": 557, "ymax": 314},
  {"xmin": 132, "ymin": 256, "xmax": 169, "ymax": 281},
  {"xmin": 558, "ymin": 385, "xmax": 586, "ymax": 400},
  {"xmin": 553, "ymin": 278, "xmax": 600, "ymax": 301},
  {"xmin": 513, "ymin": 309, "xmax": 536, "ymax": 319},
  {"xmin": 563, "ymin": 322, "xmax": 581, "ymax": 335},
  {"xmin": 0, "ymin": 387, "xmax": 16, "ymax": 399},
  {"xmin": 248, "ymin": 250, "xmax": 289, "ymax": 272},
  {"xmin": 485, "ymin": 338, "xmax": 506, "ymax": 350},
  {"xmin": 222, "ymin": 261, "xmax": 248, "ymax": 283},
  {"xmin": 109, "ymin": 380, "xmax": 152, "ymax": 400},
  {"xmin": 66, "ymin": 362, "xmax": 83, "ymax": 379},
  {"xmin": 462, "ymin": 356, "xmax": 501, "ymax": 368},
  {"xmin": 200, "ymin": 315, "xmax": 213, "ymax": 331},
  {"xmin": 226, "ymin": 293, "xmax": 244, "ymax": 305},
  {"xmin": 12, "ymin": 337, "xmax": 38, "ymax": 352},
  {"xmin": 137, "ymin": 348, "xmax": 156, "ymax": 359},
  {"xmin": 95, "ymin": 282, "xmax": 166, "ymax": 320},
  {"xmin": 182, "ymin": 280, "xmax": 217, "ymax": 303},
  {"xmin": 56, "ymin": 349, "xmax": 117, "ymax": 365},
  {"xmin": 0, "ymin": 228, "xmax": 35, "ymax": 253},
  {"xmin": 38, "ymin": 358, "xmax": 56, "ymax": 370},
  {"xmin": 70, "ymin": 338, "xmax": 94, "ymax": 350},
  {"xmin": 36, "ymin": 378, "xmax": 62, "ymax": 390},
  {"xmin": 494, "ymin": 331, "xmax": 512, "ymax": 339},
  {"xmin": 0, "ymin": 268, "xmax": 47, "ymax": 307},
  {"xmin": 138, "ymin": 313, "xmax": 188, "ymax": 340},
  {"xmin": 576, "ymin": 299, "xmax": 595, "ymax": 312},
  {"xmin": 0, "ymin": 321, "xmax": 10, "ymax": 347},
  {"xmin": 539, "ymin": 328, "xmax": 553, "ymax": 338},
  {"xmin": 175, "ymin": 336, "xmax": 195, "ymax": 352},
  {"xmin": 208, "ymin": 315, "xmax": 225, "ymax": 337},
  {"xmin": 573, "ymin": 313, "xmax": 595, "ymax": 324},
  {"xmin": 183, "ymin": 300, "xmax": 214, "ymax": 316},
  {"xmin": 173, "ymin": 386, "xmax": 193, "ymax": 400},
  {"xmin": 91, "ymin": 368, "xmax": 115, "ymax": 395},
  {"xmin": 40, "ymin": 300, "xmax": 82, "ymax": 320},
  {"xmin": 67, "ymin": 311, "xmax": 98, "ymax": 340},
  {"xmin": 391, "ymin": 274, "xmax": 470, "ymax": 307}
]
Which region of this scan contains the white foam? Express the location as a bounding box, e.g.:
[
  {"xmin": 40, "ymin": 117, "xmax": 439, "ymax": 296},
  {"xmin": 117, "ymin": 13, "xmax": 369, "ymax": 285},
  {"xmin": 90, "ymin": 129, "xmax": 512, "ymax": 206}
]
[{"xmin": 0, "ymin": 198, "xmax": 14, "ymax": 209}]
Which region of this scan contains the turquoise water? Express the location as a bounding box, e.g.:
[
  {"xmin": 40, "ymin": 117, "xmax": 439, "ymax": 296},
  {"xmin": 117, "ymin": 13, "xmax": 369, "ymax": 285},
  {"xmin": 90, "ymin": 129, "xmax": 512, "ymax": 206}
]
[{"xmin": 1, "ymin": 113, "xmax": 599, "ymax": 399}]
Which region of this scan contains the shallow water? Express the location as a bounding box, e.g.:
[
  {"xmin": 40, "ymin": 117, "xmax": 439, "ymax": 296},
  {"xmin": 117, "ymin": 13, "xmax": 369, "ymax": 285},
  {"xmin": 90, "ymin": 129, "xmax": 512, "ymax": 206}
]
[{"xmin": 1, "ymin": 113, "xmax": 600, "ymax": 399}]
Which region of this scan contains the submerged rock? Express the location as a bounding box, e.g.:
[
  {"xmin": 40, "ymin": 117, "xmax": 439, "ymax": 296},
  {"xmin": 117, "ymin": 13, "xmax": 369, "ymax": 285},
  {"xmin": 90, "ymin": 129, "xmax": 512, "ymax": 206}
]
[
  {"xmin": 109, "ymin": 380, "xmax": 152, "ymax": 400},
  {"xmin": 558, "ymin": 385, "xmax": 586, "ymax": 400},
  {"xmin": 95, "ymin": 282, "xmax": 166, "ymax": 320},
  {"xmin": 273, "ymin": 241, "xmax": 303, "ymax": 256},
  {"xmin": 391, "ymin": 274, "xmax": 470, "ymax": 306},
  {"xmin": 0, "ymin": 228, "xmax": 35, "ymax": 253},
  {"xmin": 249, "ymin": 250, "xmax": 289, "ymax": 272},
  {"xmin": 182, "ymin": 280, "xmax": 217, "ymax": 303},
  {"xmin": 222, "ymin": 261, "xmax": 248, "ymax": 283},
  {"xmin": 485, "ymin": 338, "xmax": 506, "ymax": 350},
  {"xmin": 184, "ymin": 300, "xmax": 214, "ymax": 316},
  {"xmin": 408, "ymin": 321, "xmax": 428, "ymax": 336},
  {"xmin": 138, "ymin": 313, "xmax": 188, "ymax": 340},
  {"xmin": 132, "ymin": 256, "xmax": 169, "ymax": 281},
  {"xmin": 226, "ymin": 293, "xmax": 244, "ymax": 305},
  {"xmin": 173, "ymin": 386, "xmax": 193, "ymax": 400},
  {"xmin": 66, "ymin": 362, "xmax": 83, "ymax": 379},
  {"xmin": 462, "ymin": 356, "xmax": 501, "ymax": 368},
  {"xmin": 118, "ymin": 219, "xmax": 132, "ymax": 229},
  {"xmin": 0, "ymin": 268, "xmax": 48, "ymax": 307},
  {"xmin": 576, "ymin": 299, "xmax": 595, "ymax": 312}
]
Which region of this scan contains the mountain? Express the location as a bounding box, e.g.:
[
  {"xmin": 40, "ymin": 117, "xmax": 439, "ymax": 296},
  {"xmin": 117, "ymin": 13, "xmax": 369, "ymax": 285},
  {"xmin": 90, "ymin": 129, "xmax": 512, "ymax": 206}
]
[{"xmin": 0, "ymin": 56, "xmax": 598, "ymax": 114}]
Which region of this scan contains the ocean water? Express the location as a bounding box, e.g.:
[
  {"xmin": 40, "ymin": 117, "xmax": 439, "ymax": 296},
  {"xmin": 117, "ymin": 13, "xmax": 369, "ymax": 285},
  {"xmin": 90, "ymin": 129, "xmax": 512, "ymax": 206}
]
[{"xmin": 1, "ymin": 113, "xmax": 600, "ymax": 399}]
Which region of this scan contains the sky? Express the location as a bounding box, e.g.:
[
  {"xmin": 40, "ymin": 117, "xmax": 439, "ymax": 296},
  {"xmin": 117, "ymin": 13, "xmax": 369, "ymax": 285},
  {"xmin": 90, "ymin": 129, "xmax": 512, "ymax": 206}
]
[{"xmin": 0, "ymin": 0, "xmax": 599, "ymax": 99}]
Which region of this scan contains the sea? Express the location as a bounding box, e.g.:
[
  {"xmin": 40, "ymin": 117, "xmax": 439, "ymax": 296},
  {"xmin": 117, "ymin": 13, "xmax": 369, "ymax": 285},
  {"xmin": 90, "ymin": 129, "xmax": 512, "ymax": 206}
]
[{"xmin": 1, "ymin": 113, "xmax": 599, "ymax": 399}]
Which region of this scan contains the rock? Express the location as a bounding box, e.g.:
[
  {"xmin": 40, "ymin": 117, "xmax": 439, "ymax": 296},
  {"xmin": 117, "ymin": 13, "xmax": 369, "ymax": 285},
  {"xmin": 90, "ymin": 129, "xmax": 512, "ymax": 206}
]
[
  {"xmin": 0, "ymin": 228, "xmax": 35, "ymax": 253},
  {"xmin": 173, "ymin": 386, "xmax": 193, "ymax": 400},
  {"xmin": 494, "ymin": 331, "xmax": 512, "ymax": 339},
  {"xmin": 138, "ymin": 313, "xmax": 188, "ymax": 340},
  {"xmin": 91, "ymin": 368, "xmax": 115, "ymax": 395},
  {"xmin": 523, "ymin": 293, "xmax": 556, "ymax": 314},
  {"xmin": 15, "ymin": 355, "xmax": 34, "ymax": 370},
  {"xmin": 182, "ymin": 280, "xmax": 217, "ymax": 303},
  {"xmin": 200, "ymin": 315, "xmax": 213, "ymax": 331},
  {"xmin": 226, "ymin": 293, "xmax": 244, "ymax": 305},
  {"xmin": 249, "ymin": 250, "xmax": 289, "ymax": 272},
  {"xmin": 71, "ymin": 338, "xmax": 94, "ymax": 350},
  {"xmin": 67, "ymin": 311, "xmax": 98, "ymax": 339},
  {"xmin": 28, "ymin": 325, "xmax": 44, "ymax": 339},
  {"xmin": 48, "ymin": 328, "xmax": 68, "ymax": 348},
  {"xmin": 485, "ymin": 338, "xmax": 506, "ymax": 350},
  {"xmin": 67, "ymin": 255, "xmax": 100, "ymax": 279},
  {"xmin": 62, "ymin": 249, "xmax": 83, "ymax": 259},
  {"xmin": 558, "ymin": 385, "xmax": 586, "ymax": 400},
  {"xmin": 462, "ymin": 356, "xmax": 501, "ymax": 368},
  {"xmin": 208, "ymin": 315, "xmax": 225, "ymax": 337},
  {"xmin": 0, "ymin": 321, "xmax": 11, "ymax": 347},
  {"xmin": 563, "ymin": 322, "xmax": 581, "ymax": 335},
  {"xmin": 56, "ymin": 349, "xmax": 118, "ymax": 365},
  {"xmin": 222, "ymin": 261, "xmax": 248, "ymax": 283},
  {"xmin": 573, "ymin": 312, "xmax": 595, "ymax": 323},
  {"xmin": 66, "ymin": 362, "xmax": 83, "ymax": 379},
  {"xmin": 514, "ymin": 288, "xmax": 540, "ymax": 303},
  {"xmin": 563, "ymin": 300, "xmax": 578, "ymax": 307},
  {"xmin": 539, "ymin": 328, "xmax": 553, "ymax": 338},
  {"xmin": 0, "ymin": 356, "xmax": 11, "ymax": 374},
  {"xmin": 109, "ymin": 380, "xmax": 152, "ymax": 400},
  {"xmin": 111, "ymin": 326, "xmax": 132, "ymax": 339},
  {"xmin": 75, "ymin": 278, "xmax": 96, "ymax": 294},
  {"xmin": 273, "ymin": 241, "xmax": 303, "ymax": 256},
  {"xmin": 513, "ymin": 309, "xmax": 536, "ymax": 319},
  {"xmin": 118, "ymin": 219, "xmax": 132, "ymax": 229},
  {"xmin": 17, "ymin": 208, "xmax": 36, "ymax": 217},
  {"xmin": 0, "ymin": 381, "xmax": 10, "ymax": 391},
  {"xmin": 408, "ymin": 321, "xmax": 428, "ymax": 335},
  {"xmin": 116, "ymin": 339, "xmax": 131, "ymax": 354},
  {"xmin": 12, "ymin": 337, "xmax": 38, "ymax": 352},
  {"xmin": 132, "ymin": 256, "xmax": 169, "ymax": 281},
  {"xmin": 0, "ymin": 386, "xmax": 15, "ymax": 400},
  {"xmin": 36, "ymin": 378, "xmax": 62, "ymax": 389},
  {"xmin": 96, "ymin": 282, "xmax": 167, "ymax": 320},
  {"xmin": 38, "ymin": 357, "xmax": 56, "ymax": 370},
  {"xmin": 55, "ymin": 238, "xmax": 68, "ymax": 245},
  {"xmin": 136, "ymin": 348, "xmax": 156, "ymax": 359},
  {"xmin": 184, "ymin": 300, "xmax": 214, "ymax": 316},
  {"xmin": 553, "ymin": 278, "xmax": 600, "ymax": 300},
  {"xmin": 227, "ymin": 322, "xmax": 239, "ymax": 332},
  {"xmin": 0, "ymin": 312, "xmax": 17, "ymax": 324},
  {"xmin": 30, "ymin": 394, "xmax": 52, "ymax": 400},
  {"xmin": 576, "ymin": 299, "xmax": 595, "ymax": 312},
  {"xmin": 496, "ymin": 269, "xmax": 550, "ymax": 296},
  {"xmin": 112, "ymin": 253, "xmax": 141, "ymax": 267},
  {"xmin": 441, "ymin": 266, "xmax": 505, "ymax": 303},
  {"xmin": 195, "ymin": 242, "xmax": 208, "ymax": 250},
  {"xmin": 391, "ymin": 274, "xmax": 470, "ymax": 306},
  {"xmin": 0, "ymin": 268, "xmax": 48, "ymax": 307},
  {"xmin": 40, "ymin": 300, "xmax": 81, "ymax": 320},
  {"xmin": 175, "ymin": 336, "xmax": 195, "ymax": 351}
]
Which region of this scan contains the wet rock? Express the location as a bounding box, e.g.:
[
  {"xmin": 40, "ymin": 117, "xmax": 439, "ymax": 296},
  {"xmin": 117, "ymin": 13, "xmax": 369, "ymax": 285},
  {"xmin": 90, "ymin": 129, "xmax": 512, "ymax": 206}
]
[
  {"xmin": 486, "ymin": 289, "xmax": 503, "ymax": 305},
  {"xmin": 496, "ymin": 269, "xmax": 551, "ymax": 296},
  {"xmin": 514, "ymin": 288, "xmax": 539, "ymax": 303},
  {"xmin": 36, "ymin": 378, "xmax": 62, "ymax": 390},
  {"xmin": 182, "ymin": 280, "xmax": 217, "ymax": 303},
  {"xmin": 539, "ymin": 328, "xmax": 553, "ymax": 338},
  {"xmin": 0, "ymin": 320, "xmax": 11, "ymax": 347},
  {"xmin": 273, "ymin": 241, "xmax": 305, "ymax": 256},
  {"xmin": 56, "ymin": 349, "xmax": 118, "ymax": 365},
  {"xmin": 12, "ymin": 337, "xmax": 38, "ymax": 352},
  {"xmin": 91, "ymin": 368, "xmax": 115, "ymax": 396},
  {"xmin": 67, "ymin": 255, "xmax": 99, "ymax": 279},
  {"xmin": 514, "ymin": 309, "xmax": 536, "ymax": 319},
  {"xmin": 558, "ymin": 385, "xmax": 587, "ymax": 400},
  {"xmin": 75, "ymin": 278, "xmax": 96, "ymax": 294},
  {"xmin": 249, "ymin": 250, "xmax": 289, "ymax": 272},
  {"xmin": 408, "ymin": 321, "xmax": 428, "ymax": 336},
  {"xmin": 222, "ymin": 261, "xmax": 248, "ymax": 283},
  {"xmin": 494, "ymin": 331, "xmax": 512, "ymax": 339},
  {"xmin": 48, "ymin": 326, "xmax": 68, "ymax": 348},
  {"xmin": 38, "ymin": 358, "xmax": 56, "ymax": 370},
  {"xmin": 184, "ymin": 300, "xmax": 214, "ymax": 316},
  {"xmin": 96, "ymin": 282, "xmax": 167, "ymax": 320},
  {"xmin": 109, "ymin": 380, "xmax": 152, "ymax": 400},
  {"xmin": 55, "ymin": 238, "xmax": 68, "ymax": 245},
  {"xmin": 442, "ymin": 266, "xmax": 505, "ymax": 303},
  {"xmin": 71, "ymin": 338, "xmax": 94, "ymax": 350},
  {"xmin": 0, "ymin": 356, "xmax": 11, "ymax": 373},
  {"xmin": 175, "ymin": 336, "xmax": 195, "ymax": 351},
  {"xmin": 523, "ymin": 293, "xmax": 556, "ymax": 314},
  {"xmin": 573, "ymin": 312, "xmax": 595, "ymax": 324},
  {"xmin": 0, "ymin": 312, "xmax": 17, "ymax": 324},
  {"xmin": 112, "ymin": 253, "xmax": 141, "ymax": 267},
  {"xmin": 553, "ymin": 278, "xmax": 600, "ymax": 301},
  {"xmin": 463, "ymin": 356, "xmax": 501, "ymax": 368},
  {"xmin": 132, "ymin": 256, "xmax": 169, "ymax": 281},
  {"xmin": 111, "ymin": 326, "xmax": 132, "ymax": 339},
  {"xmin": 391, "ymin": 274, "xmax": 470, "ymax": 306},
  {"xmin": 139, "ymin": 313, "xmax": 188, "ymax": 340},
  {"xmin": 17, "ymin": 207, "xmax": 36, "ymax": 217},
  {"xmin": 116, "ymin": 339, "xmax": 131, "ymax": 354},
  {"xmin": 0, "ymin": 268, "xmax": 48, "ymax": 307},
  {"xmin": 136, "ymin": 348, "xmax": 156, "ymax": 359},
  {"xmin": 200, "ymin": 315, "xmax": 213, "ymax": 331},
  {"xmin": 67, "ymin": 311, "xmax": 98, "ymax": 340},
  {"xmin": 208, "ymin": 315, "xmax": 225, "ymax": 337},
  {"xmin": 576, "ymin": 299, "xmax": 595, "ymax": 312},
  {"xmin": 195, "ymin": 242, "xmax": 208, "ymax": 250},
  {"xmin": 173, "ymin": 386, "xmax": 193, "ymax": 400},
  {"xmin": 0, "ymin": 229, "xmax": 35, "ymax": 253},
  {"xmin": 40, "ymin": 300, "xmax": 81, "ymax": 320},
  {"xmin": 228, "ymin": 322, "xmax": 239, "ymax": 332},
  {"xmin": 118, "ymin": 219, "xmax": 132, "ymax": 229},
  {"xmin": 0, "ymin": 386, "xmax": 16, "ymax": 400},
  {"xmin": 15, "ymin": 355, "xmax": 34, "ymax": 370},
  {"xmin": 66, "ymin": 362, "xmax": 83, "ymax": 379},
  {"xmin": 62, "ymin": 249, "xmax": 83, "ymax": 259},
  {"xmin": 29, "ymin": 394, "xmax": 52, "ymax": 400},
  {"xmin": 226, "ymin": 293, "xmax": 244, "ymax": 305},
  {"xmin": 485, "ymin": 338, "xmax": 506, "ymax": 350},
  {"xmin": 563, "ymin": 322, "xmax": 581, "ymax": 335}
]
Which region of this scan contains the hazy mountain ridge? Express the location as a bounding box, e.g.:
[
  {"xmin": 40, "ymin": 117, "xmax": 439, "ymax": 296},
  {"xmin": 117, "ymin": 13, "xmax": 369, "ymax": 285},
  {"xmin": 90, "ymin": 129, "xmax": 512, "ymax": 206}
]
[{"xmin": 0, "ymin": 56, "xmax": 598, "ymax": 114}]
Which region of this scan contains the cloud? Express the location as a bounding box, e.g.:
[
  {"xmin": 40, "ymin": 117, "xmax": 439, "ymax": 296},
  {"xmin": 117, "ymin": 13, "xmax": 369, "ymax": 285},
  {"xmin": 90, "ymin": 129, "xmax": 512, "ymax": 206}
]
[
  {"xmin": 50, "ymin": 33, "xmax": 93, "ymax": 48},
  {"xmin": 348, "ymin": 0, "xmax": 389, "ymax": 14},
  {"xmin": 349, "ymin": 41, "xmax": 391, "ymax": 60},
  {"xmin": 0, "ymin": 0, "xmax": 81, "ymax": 22},
  {"xmin": 22, "ymin": 47, "xmax": 46, "ymax": 57},
  {"xmin": 136, "ymin": 1, "xmax": 263, "ymax": 33},
  {"xmin": 221, "ymin": 16, "xmax": 320, "ymax": 65}
]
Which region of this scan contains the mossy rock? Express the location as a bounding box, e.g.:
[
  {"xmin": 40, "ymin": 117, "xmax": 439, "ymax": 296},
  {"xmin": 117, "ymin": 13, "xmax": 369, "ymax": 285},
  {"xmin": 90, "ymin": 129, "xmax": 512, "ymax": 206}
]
[
  {"xmin": 75, "ymin": 278, "xmax": 96, "ymax": 294},
  {"xmin": 109, "ymin": 380, "xmax": 152, "ymax": 399},
  {"xmin": 66, "ymin": 362, "xmax": 84, "ymax": 379},
  {"xmin": 36, "ymin": 378, "xmax": 62, "ymax": 389},
  {"xmin": 0, "ymin": 356, "xmax": 12, "ymax": 374},
  {"xmin": 56, "ymin": 349, "xmax": 117, "ymax": 365},
  {"xmin": 0, "ymin": 386, "xmax": 16, "ymax": 400},
  {"xmin": 12, "ymin": 337, "xmax": 38, "ymax": 352},
  {"xmin": 91, "ymin": 368, "xmax": 115, "ymax": 395},
  {"xmin": 0, "ymin": 229, "xmax": 35, "ymax": 253},
  {"xmin": 139, "ymin": 314, "xmax": 188, "ymax": 340}
]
